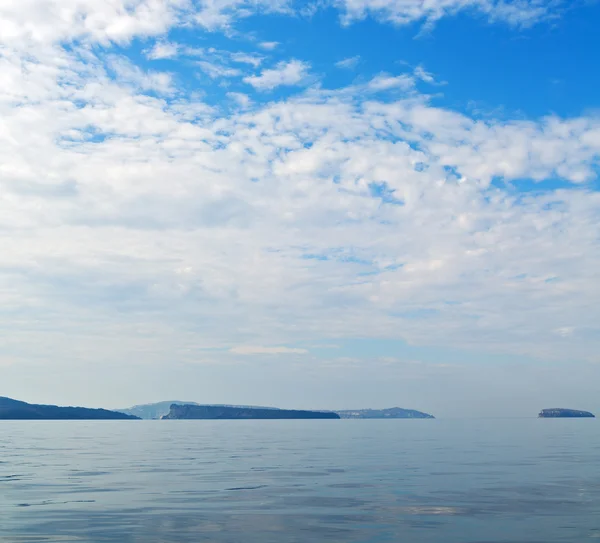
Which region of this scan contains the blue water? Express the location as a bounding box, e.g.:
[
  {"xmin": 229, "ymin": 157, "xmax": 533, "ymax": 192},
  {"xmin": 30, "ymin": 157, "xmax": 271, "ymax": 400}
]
[{"xmin": 1, "ymin": 419, "xmax": 599, "ymax": 542}]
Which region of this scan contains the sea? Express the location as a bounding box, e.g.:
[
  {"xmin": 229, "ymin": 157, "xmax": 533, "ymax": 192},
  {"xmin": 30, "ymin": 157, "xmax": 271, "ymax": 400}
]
[{"xmin": 1, "ymin": 419, "xmax": 599, "ymax": 543}]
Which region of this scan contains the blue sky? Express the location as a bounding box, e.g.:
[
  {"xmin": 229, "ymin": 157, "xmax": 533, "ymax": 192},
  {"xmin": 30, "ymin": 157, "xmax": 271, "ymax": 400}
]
[
  {"xmin": 123, "ymin": 0, "xmax": 600, "ymax": 119},
  {"xmin": 1, "ymin": 0, "xmax": 600, "ymax": 417}
]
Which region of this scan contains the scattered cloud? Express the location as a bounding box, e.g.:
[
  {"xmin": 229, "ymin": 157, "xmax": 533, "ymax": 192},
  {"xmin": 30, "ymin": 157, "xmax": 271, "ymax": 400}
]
[
  {"xmin": 414, "ymin": 65, "xmax": 435, "ymax": 83},
  {"xmin": 336, "ymin": 55, "xmax": 361, "ymax": 69},
  {"xmin": 108, "ymin": 56, "xmax": 174, "ymax": 94},
  {"xmin": 227, "ymin": 91, "xmax": 252, "ymax": 107},
  {"xmin": 197, "ymin": 60, "xmax": 242, "ymax": 79},
  {"xmin": 244, "ymin": 59, "xmax": 311, "ymax": 90},
  {"xmin": 181, "ymin": 46, "xmax": 207, "ymax": 57},
  {"xmin": 259, "ymin": 41, "xmax": 280, "ymax": 50},
  {"xmin": 193, "ymin": 0, "xmax": 291, "ymax": 30},
  {"xmin": 367, "ymin": 73, "xmax": 415, "ymax": 91},
  {"xmin": 231, "ymin": 52, "xmax": 264, "ymax": 67},
  {"xmin": 0, "ymin": 0, "xmax": 567, "ymax": 55},
  {"xmin": 335, "ymin": 0, "xmax": 563, "ymax": 28},
  {"xmin": 145, "ymin": 41, "xmax": 180, "ymax": 60},
  {"xmin": 230, "ymin": 346, "xmax": 309, "ymax": 355}
]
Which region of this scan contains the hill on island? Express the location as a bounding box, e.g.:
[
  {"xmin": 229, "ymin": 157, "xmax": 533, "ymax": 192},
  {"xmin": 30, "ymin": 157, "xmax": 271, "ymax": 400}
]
[
  {"xmin": 538, "ymin": 408, "xmax": 595, "ymax": 418},
  {"xmin": 118, "ymin": 401, "xmax": 201, "ymax": 420},
  {"xmin": 162, "ymin": 404, "xmax": 339, "ymax": 420},
  {"xmin": 0, "ymin": 397, "xmax": 139, "ymax": 420},
  {"xmin": 119, "ymin": 402, "xmax": 435, "ymax": 420},
  {"xmin": 118, "ymin": 401, "xmax": 280, "ymax": 420},
  {"xmin": 336, "ymin": 408, "xmax": 435, "ymax": 419}
]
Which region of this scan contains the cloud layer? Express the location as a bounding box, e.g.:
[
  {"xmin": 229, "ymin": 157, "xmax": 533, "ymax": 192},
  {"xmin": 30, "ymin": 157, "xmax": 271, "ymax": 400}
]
[
  {"xmin": 0, "ymin": 0, "xmax": 569, "ymax": 50},
  {"xmin": 0, "ymin": 0, "xmax": 599, "ymax": 383},
  {"xmin": 230, "ymin": 346, "xmax": 308, "ymax": 355}
]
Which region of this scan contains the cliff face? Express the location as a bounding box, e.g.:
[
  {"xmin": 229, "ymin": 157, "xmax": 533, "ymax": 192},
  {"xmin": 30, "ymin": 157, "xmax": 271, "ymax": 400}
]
[
  {"xmin": 118, "ymin": 402, "xmax": 280, "ymax": 419},
  {"xmin": 163, "ymin": 404, "xmax": 340, "ymax": 420},
  {"xmin": 118, "ymin": 401, "xmax": 200, "ymax": 420},
  {"xmin": 336, "ymin": 408, "xmax": 435, "ymax": 419},
  {"xmin": 539, "ymin": 408, "xmax": 595, "ymax": 418},
  {"xmin": 0, "ymin": 397, "xmax": 139, "ymax": 420}
]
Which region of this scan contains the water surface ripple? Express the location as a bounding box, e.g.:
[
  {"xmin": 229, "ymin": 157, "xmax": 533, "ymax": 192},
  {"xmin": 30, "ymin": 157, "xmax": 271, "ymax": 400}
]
[{"xmin": 1, "ymin": 419, "xmax": 599, "ymax": 542}]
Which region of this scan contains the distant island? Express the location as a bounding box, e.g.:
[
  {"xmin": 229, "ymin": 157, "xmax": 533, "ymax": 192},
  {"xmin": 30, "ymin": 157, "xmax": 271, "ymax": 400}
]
[
  {"xmin": 118, "ymin": 401, "xmax": 280, "ymax": 420},
  {"xmin": 337, "ymin": 407, "xmax": 435, "ymax": 419},
  {"xmin": 118, "ymin": 402, "xmax": 436, "ymax": 420},
  {"xmin": 0, "ymin": 397, "xmax": 139, "ymax": 420},
  {"xmin": 539, "ymin": 408, "xmax": 595, "ymax": 418},
  {"xmin": 162, "ymin": 404, "xmax": 340, "ymax": 420}
]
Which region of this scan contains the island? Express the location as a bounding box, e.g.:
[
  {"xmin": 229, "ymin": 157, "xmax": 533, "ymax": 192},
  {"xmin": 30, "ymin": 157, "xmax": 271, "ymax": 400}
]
[
  {"xmin": 119, "ymin": 401, "xmax": 280, "ymax": 420},
  {"xmin": 162, "ymin": 404, "xmax": 340, "ymax": 419},
  {"xmin": 336, "ymin": 407, "xmax": 435, "ymax": 419},
  {"xmin": 0, "ymin": 396, "xmax": 139, "ymax": 420},
  {"xmin": 538, "ymin": 408, "xmax": 595, "ymax": 418},
  {"xmin": 122, "ymin": 402, "xmax": 436, "ymax": 420}
]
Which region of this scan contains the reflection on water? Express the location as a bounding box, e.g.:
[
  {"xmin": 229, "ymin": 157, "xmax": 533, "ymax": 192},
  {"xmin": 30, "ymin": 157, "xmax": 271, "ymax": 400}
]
[{"xmin": 1, "ymin": 419, "xmax": 599, "ymax": 542}]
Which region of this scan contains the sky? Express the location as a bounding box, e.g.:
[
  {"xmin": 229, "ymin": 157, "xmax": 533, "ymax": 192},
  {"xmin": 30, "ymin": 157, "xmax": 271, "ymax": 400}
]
[{"xmin": 1, "ymin": 0, "xmax": 600, "ymax": 417}]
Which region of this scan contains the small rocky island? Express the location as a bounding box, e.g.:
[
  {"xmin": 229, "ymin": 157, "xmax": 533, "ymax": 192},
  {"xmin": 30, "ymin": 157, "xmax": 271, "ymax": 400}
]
[
  {"xmin": 162, "ymin": 404, "xmax": 340, "ymax": 420},
  {"xmin": 538, "ymin": 408, "xmax": 595, "ymax": 418},
  {"xmin": 0, "ymin": 396, "xmax": 139, "ymax": 420},
  {"xmin": 337, "ymin": 407, "xmax": 434, "ymax": 419}
]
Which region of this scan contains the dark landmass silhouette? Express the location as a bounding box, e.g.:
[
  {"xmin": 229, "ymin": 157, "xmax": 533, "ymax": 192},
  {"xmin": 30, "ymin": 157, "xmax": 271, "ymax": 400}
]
[
  {"xmin": 337, "ymin": 407, "xmax": 435, "ymax": 419},
  {"xmin": 118, "ymin": 401, "xmax": 200, "ymax": 420},
  {"xmin": 162, "ymin": 404, "xmax": 340, "ymax": 420},
  {"xmin": 118, "ymin": 401, "xmax": 279, "ymax": 420},
  {"xmin": 0, "ymin": 397, "xmax": 139, "ymax": 420},
  {"xmin": 121, "ymin": 401, "xmax": 436, "ymax": 420},
  {"xmin": 538, "ymin": 408, "xmax": 595, "ymax": 418}
]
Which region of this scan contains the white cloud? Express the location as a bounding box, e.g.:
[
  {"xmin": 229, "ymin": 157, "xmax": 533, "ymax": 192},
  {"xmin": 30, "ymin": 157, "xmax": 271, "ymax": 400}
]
[
  {"xmin": 336, "ymin": 55, "xmax": 361, "ymax": 69},
  {"xmin": 258, "ymin": 41, "xmax": 279, "ymax": 50},
  {"xmin": 230, "ymin": 346, "xmax": 309, "ymax": 355},
  {"xmin": 196, "ymin": 60, "xmax": 242, "ymax": 79},
  {"xmin": 181, "ymin": 46, "xmax": 207, "ymax": 57},
  {"xmin": 194, "ymin": 0, "xmax": 291, "ymax": 30},
  {"xmin": 227, "ymin": 92, "xmax": 252, "ymax": 107},
  {"xmin": 244, "ymin": 60, "xmax": 311, "ymax": 90},
  {"xmin": 230, "ymin": 52, "xmax": 263, "ymax": 67},
  {"xmin": 108, "ymin": 56, "xmax": 174, "ymax": 94},
  {"xmin": 335, "ymin": 0, "xmax": 562, "ymax": 28},
  {"xmin": 414, "ymin": 65, "xmax": 435, "ymax": 83},
  {"xmin": 0, "ymin": 0, "xmax": 187, "ymax": 46},
  {"xmin": 145, "ymin": 41, "xmax": 180, "ymax": 60},
  {"xmin": 367, "ymin": 73, "xmax": 415, "ymax": 91},
  {"xmin": 0, "ymin": 0, "xmax": 565, "ymax": 56}
]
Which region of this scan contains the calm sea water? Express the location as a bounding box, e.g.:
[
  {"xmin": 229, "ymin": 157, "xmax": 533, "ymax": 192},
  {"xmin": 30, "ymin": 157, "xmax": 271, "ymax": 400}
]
[{"xmin": 1, "ymin": 419, "xmax": 599, "ymax": 543}]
